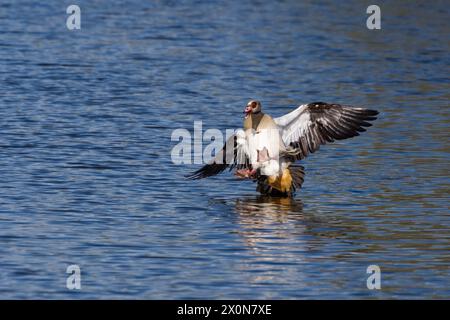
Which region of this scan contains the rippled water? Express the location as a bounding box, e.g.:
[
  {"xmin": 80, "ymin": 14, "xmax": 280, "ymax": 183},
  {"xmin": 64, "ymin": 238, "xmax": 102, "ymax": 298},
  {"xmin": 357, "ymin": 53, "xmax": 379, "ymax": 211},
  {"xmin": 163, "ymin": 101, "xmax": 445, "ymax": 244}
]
[{"xmin": 0, "ymin": 1, "xmax": 449, "ymax": 299}]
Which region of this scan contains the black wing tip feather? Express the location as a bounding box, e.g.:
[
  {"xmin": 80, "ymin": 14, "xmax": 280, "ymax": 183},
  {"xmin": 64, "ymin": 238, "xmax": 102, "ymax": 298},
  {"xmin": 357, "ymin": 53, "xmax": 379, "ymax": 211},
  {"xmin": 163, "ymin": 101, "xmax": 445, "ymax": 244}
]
[
  {"xmin": 185, "ymin": 171, "xmax": 201, "ymax": 180},
  {"xmin": 185, "ymin": 167, "xmax": 208, "ymax": 180},
  {"xmin": 185, "ymin": 134, "xmax": 240, "ymax": 180},
  {"xmin": 185, "ymin": 172, "xmax": 201, "ymax": 180},
  {"xmin": 185, "ymin": 163, "xmax": 227, "ymax": 180},
  {"xmin": 333, "ymin": 106, "xmax": 379, "ymax": 140}
]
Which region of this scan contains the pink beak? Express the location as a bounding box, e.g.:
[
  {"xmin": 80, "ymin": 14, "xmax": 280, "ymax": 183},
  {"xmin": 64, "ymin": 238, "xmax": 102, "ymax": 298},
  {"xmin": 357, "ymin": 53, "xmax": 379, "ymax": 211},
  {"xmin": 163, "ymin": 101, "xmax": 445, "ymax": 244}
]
[{"xmin": 243, "ymin": 106, "xmax": 252, "ymax": 114}]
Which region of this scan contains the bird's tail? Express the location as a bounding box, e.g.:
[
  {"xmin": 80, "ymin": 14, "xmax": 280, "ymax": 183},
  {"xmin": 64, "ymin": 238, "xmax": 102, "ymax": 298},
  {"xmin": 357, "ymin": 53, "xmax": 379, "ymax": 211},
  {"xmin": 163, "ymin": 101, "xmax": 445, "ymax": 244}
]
[{"xmin": 256, "ymin": 165, "xmax": 305, "ymax": 196}]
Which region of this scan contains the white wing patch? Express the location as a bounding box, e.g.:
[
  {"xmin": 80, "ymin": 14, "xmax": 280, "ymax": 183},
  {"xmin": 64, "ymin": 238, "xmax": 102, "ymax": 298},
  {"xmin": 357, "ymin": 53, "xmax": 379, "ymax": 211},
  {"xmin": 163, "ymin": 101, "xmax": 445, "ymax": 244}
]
[
  {"xmin": 274, "ymin": 104, "xmax": 311, "ymax": 146},
  {"xmin": 235, "ymin": 129, "xmax": 249, "ymax": 165}
]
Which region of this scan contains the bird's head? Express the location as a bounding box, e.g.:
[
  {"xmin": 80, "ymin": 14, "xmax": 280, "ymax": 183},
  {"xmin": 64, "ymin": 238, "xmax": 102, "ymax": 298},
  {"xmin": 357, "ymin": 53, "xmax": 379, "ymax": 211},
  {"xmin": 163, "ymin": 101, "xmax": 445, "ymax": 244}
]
[{"xmin": 244, "ymin": 100, "xmax": 262, "ymax": 118}]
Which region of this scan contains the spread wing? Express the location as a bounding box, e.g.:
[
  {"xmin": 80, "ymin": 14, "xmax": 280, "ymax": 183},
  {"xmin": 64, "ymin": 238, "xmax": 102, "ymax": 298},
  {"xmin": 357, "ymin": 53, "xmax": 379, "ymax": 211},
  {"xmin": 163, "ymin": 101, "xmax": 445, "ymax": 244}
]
[
  {"xmin": 185, "ymin": 130, "xmax": 251, "ymax": 179},
  {"xmin": 274, "ymin": 102, "xmax": 379, "ymax": 160}
]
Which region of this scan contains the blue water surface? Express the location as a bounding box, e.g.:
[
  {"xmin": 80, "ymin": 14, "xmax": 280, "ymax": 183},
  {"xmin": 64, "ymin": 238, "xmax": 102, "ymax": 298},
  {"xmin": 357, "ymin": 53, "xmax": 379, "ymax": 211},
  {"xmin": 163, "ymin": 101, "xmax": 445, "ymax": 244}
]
[{"xmin": 0, "ymin": 0, "xmax": 449, "ymax": 299}]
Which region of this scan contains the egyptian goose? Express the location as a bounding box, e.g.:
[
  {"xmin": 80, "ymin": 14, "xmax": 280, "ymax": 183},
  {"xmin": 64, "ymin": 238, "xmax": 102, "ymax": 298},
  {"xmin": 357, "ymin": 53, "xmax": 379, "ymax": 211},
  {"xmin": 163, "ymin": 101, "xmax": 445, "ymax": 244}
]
[{"xmin": 187, "ymin": 100, "xmax": 378, "ymax": 196}]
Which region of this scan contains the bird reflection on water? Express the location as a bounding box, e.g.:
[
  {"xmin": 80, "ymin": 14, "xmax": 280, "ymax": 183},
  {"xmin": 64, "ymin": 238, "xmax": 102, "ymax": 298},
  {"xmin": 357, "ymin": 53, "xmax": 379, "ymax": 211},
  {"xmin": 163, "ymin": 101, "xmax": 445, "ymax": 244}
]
[
  {"xmin": 231, "ymin": 196, "xmax": 307, "ymax": 286},
  {"xmin": 230, "ymin": 195, "xmax": 370, "ymax": 253},
  {"xmin": 234, "ymin": 195, "xmax": 303, "ymax": 218},
  {"xmin": 229, "ymin": 195, "xmax": 378, "ymax": 291},
  {"xmin": 231, "ymin": 196, "xmax": 307, "ymax": 253}
]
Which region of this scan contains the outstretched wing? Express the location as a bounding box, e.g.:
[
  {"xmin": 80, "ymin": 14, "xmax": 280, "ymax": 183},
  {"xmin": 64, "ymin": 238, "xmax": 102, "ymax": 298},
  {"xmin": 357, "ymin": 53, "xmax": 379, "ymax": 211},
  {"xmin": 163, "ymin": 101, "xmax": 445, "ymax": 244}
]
[
  {"xmin": 274, "ymin": 102, "xmax": 378, "ymax": 160},
  {"xmin": 185, "ymin": 130, "xmax": 251, "ymax": 179}
]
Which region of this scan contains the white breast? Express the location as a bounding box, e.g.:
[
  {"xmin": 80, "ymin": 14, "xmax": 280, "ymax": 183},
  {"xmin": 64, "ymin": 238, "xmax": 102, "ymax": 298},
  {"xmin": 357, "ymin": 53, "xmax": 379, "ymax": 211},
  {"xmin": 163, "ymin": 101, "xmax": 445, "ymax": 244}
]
[{"xmin": 246, "ymin": 127, "xmax": 285, "ymax": 176}]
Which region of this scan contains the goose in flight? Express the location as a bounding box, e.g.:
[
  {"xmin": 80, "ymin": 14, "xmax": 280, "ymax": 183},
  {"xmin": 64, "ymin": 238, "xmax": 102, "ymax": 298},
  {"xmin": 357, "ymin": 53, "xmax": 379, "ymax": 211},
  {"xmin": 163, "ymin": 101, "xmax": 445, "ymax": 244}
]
[{"xmin": 187, "ymin": 100, "xmax": 378, "ymax": 196}]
